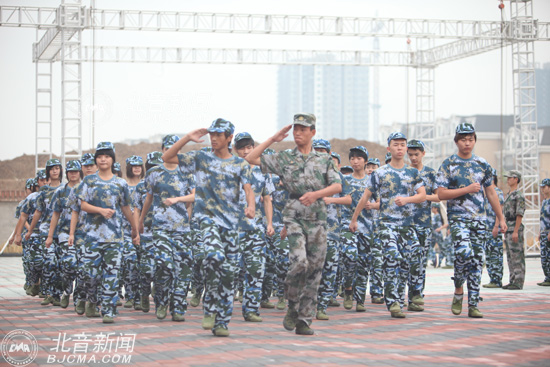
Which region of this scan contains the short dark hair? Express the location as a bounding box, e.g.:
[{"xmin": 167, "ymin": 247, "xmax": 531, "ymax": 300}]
[
  {"xmin": 493, "ymin": 176, "xmax": 498, "ymax": 186},
  {"xmin": 126, "ymin": 164, "xmax": 144, "ymax": 179},
  {"xmin": 94, "ymin": 149, "xmax": 117, "ymax": 173},
  {"xmin": 235, "ymin": 138, "xmax": 254, "ymax": 150},
  {"xmin": 349, "ymin": 150, "xmax": 368, "ymax": 162},
  {"xmin": 66, "ymin": 170, "xmax": 83, "ymax": 180},
  {"xmin": 454, "ymin": 132, "xmax": 477, "ymax": 143},
  {"xmin": 46, "ymin": 165, "xmax": 63, "ymax": 182}
]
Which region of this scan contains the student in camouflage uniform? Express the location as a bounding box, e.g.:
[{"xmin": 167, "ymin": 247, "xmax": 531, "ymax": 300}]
[
  {"xmin": 351, "ymin": 132, "xmax": 426, "ymax": 319},
  {"xmin": 163, "ymin": 118, "xmax": 255, "ymax": 337},
  {"xmin": 365, "ymin": 158, "xmax": 384, "ymax": 304},
  {"xmin": 428, "ymin": 203, "xmax": 448, "ymax": 267},
  {"xmin": 233, "ymin": 132, "xmax": 275, "ymax": 322},
  {"xmin": 500, "ymin": 170, "xmax": 526, "ymax": 290},
  {"xmin": 45, "ymin": 160, "xmax": 82, "ymax": 309},
  {"xmin": 406, "ymin": 139, "xmax": 439, "ymax": 311},
  {"xmin": 245, "ymin": 113, "xmax": 342, "ymax": 335},
  {"xmin": 437, "ymin": 123, "xmax": 507, "ymax": 318},
  {"xmin": 78, "ymin": 142, "xmax": 140, "ymax": 324},
  {"xmin": 482, "ymin": 168, "xmax": 505, "ymax": 288},
  {"xmin": 538, "ymin": 179, "xmax": 550, "ymax": 286}
]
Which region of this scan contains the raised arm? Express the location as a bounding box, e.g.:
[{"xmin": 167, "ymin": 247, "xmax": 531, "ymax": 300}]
[
  {"xmin": 162, "ymin": 128, "xmax": 209, "ymax": 164},
  {"xmin": 245, "ymin": 125, "xmax": 292, "ymax": 166}
]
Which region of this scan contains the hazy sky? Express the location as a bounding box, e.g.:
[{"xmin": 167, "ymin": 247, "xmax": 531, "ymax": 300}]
[{"xmin": 1, "ymin": 0, "xmax": 550, "ymax": 161}]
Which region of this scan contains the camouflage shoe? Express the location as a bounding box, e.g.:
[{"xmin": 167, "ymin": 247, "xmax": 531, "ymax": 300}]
[
  {"xmin": 244, "ymin": 312, "xmax": 263, "ymax": 322},
  {"xmin": 295, "ymin": 320, "xmax": 314, "ymax": 336},
  {"xmin": 190, "ymin": 292, "xmax": 201, "ymax": 307},
  {"xmin": 141, "ymin": 295, "xmax": 150, "ymax": 313},
  {"xmin": 411, "ymin": 295, "xmax": 424, "ymax": 305},
  {"xmin": 85, "ymin": 302, "xmax": 100, "ymax": 318},
  {"xmin": 124, "ymin": 299, "xmax": 133, "ymax": 308},
  {"xmin": 40, "ymin": 296, "xmax": 52, "ymax": 306},
  {"xmin": 156, "ymin": 305, "xmax": 168, "ymax": 320},
  {"xmin": 276, "ymin": 296, "xmax": 286, "ymax": 310},
  {"xmin": 343, "ymin": 294, "xmax": 353, "ymax": 310},
  {"xmin": 102, "ymin": 315, "xmax": 114, "ymax": 324},
  {"xmin": 356, "ymin": 303, "xmax": 366, "ymax": 312},
  {"xmin": 260, "ymin": 300, "xmax": 276, "ymax": 309},
  {"xmin": 389, "ymin": 302, "xmax": 406, "ymax": 318},
  {"xmin": 283, "ymin": 308, "xmax": 299, "ymax": 331},
  {"xmin": 316, "ymin": 310, "xmax": 329, "ymax": 320},
  {"xmin": 75, "ymin": 300, "xmax": 86, "ymax": 315},
  {"xmin": 52, "ymin": 297, "xmax": 61, "ymax": 307},
  {"xmin": 38, "ymin": 292, "xmax": 46, "ymax": 299},
  {"xmin": 212, "ymin": 325, "xmax": 230, "ymax": 337},
  {"xmin": 172, "ymin": 313, "xmax": 185, "ymax": 322},
  {"xmin": 407, "ymin": 302, "xmax": 424, "ymax": 312},
  {"xmin": 451, "ymin": 294, "xmax": 463, "ymax": 315},
  {"xmin": 482, "ymin": 283, "xmax": 502, "ymax": 288},
  {"xmin": 202, "ymin": 314, "xmax": 216, "ymax": 330},
  {"xmin": 60, "ymin": 294, "xmax": 70, "ymax": 309},
  {"xmin": 328, "ymin": 297, "xmax": 340, "ymax": 307},
  {"xmin": 468, "ymin": 307, "xmax": 483, "ymax": 318},
  {"xmin": 371, "ymin": 297, "xmax": 384, "ymax": 304}
]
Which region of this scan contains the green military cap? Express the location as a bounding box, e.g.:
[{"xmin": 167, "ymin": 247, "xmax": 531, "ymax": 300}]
[
  {"xmin": 504, "ymin": 170, "xmax": 521, "ymax": 179},
  {"xmin": 293, "ymin": 113, "xmax": 316, "ymax": 127},
  {"xmin": 456, "ymin": 122, "xmax": 475, "ymax": 134}
]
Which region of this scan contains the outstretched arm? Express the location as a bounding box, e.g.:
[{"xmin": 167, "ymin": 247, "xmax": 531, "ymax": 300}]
[
  {"xmin": 162, "ymin": 128, "xmax": 209, "ymax": 164},
  {"xmin": 245, "ymin": 125, "xmax": 292, "ymax": 166}
]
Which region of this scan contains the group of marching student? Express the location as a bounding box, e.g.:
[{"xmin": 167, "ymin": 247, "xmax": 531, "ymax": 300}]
[{"xmin": 9, "ymin": 116, "xmax": 550, "ymax": 338}]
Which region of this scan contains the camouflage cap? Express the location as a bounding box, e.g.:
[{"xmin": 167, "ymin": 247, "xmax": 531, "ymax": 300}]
[
  {"xmin": 147, "ymin": 151, "xmax": 164, "ymax": 165},
  {"xmin": 162, "ymin": 134, "xmax": 180, "ymax": 149},
  {"xmin": 540, "ymin": 178, "xmax": 550, "ymax": 187},
  {"xmin": 387, "ymin": 132, "xmax": 407, "ymax": 145},
  {"xmin": 431, "ymin": 202, "xmax": 440, "ymax": 208},
  {"xmin": 25, "ymin": 178, "xmax": 35, "ymax": 189},
  {"xmin": 36, "ymin": 169, "xmax": 47, "ymax": 180},
  {"xmin": 385, "ymin": 152, "xmax": 392, "ymax": 163},
  {"xmin": 367, "ymin": 158, "xmax": 380, "ymax": 166},
  {"xmin": 66, "ymin": 160, "xmax": 82, "ymax": 172},
  {"xmin": 330, "ymin": 151, "xmax": 341, "ymax": 163},
  {"xmin": 113, "ymin": 162, "xmax": 121, "ymax": 172},
  {"xmin": 46, "ymin": 158, "xmax": 61, "ymax": 167},
  {"xmin": 126, "ymin": 155, "xmax": 144, "ymax": 166},
  {"xmin": 96, "ymin": 141, "xmax": 115, "ymax": 152},
  {"xmin": 313, "ymin": 138, "xmax": 331, "ymax": 152},
  {"xmin": 456, "ymin": 122, "xmax": 475, "ymax": 134},
  {"xmin": 263, "ymin": 148, "xmax": 276, "ymax": 156},
  {"xmin": 81, "ymin": 153, "xmax": 95, "ymax": 166},
  {"xmin": 234, "ymin": 132, "xmax": 253, "ymax": 143},
  {"xmin": 207, "ymin": 118, "xmax": 235, "ymax": 135},
  {"xmin": 293, "ymin": 113, "xmax": 316, "ymax": 127},
  {"xmin": 504, "ymin": 170, "xmax": 521, "ymax": 179},
  {"xmin": 407, "ymin": 139, "xmax": 425, "ymax": 151},
  {"xmin": 200, "ymin": 147, "xmax": 213, "ymax": 153},
  {"xmin": 350, "ymin": 145, "xmax": 369, "ymax": 158},
  {"xmin": 340, "ymin": 166, "xmax": 353, "ymax": 174}
]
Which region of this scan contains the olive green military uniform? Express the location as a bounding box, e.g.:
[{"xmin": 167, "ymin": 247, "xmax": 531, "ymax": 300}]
[{"xmin": 503, "ymin": 189, "xmax": 526, "ymax": 289}]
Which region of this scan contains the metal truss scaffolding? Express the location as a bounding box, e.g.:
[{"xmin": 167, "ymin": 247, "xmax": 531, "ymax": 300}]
[{"xmin": 1, "ymin": 0, "xmax": 549, "ymax": 253}]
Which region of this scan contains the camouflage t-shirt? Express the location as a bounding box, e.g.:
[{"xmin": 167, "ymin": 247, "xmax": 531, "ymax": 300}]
[
  {"xmin": 432, "ymin": 212, "xmax": 443, "ymax": 231},
  {"xmin": 260, "ymin": 147, "xmax": 341, "ymax": 222},
  {"xmin": 485, "ymin": 186, "xmax": 504, "ymax": 229},
  {"xmin": 343, "ymin": 174, "xmax": 373, "ymax": 233},
  {"xmin": 77, "ymin": 173, "xmax": 132, "ymax": 243},
  {"xmin": 436, "ymin": 154, "xmax": 493, "ymax": 222},
  {"xmin": 35, "ymin": 184, "xmax": 62, "ymax": 238},
  {"xmin": 22, "ymin": 192, "xmax": 41, "ymax": 237},
  {"xmin": 413, "ymin": 166, "xmax": 437, "ymax": 228},
  {"xmin": 146, "ymin": 165, "xmax": 193, "ymax": 233},
  {"xmin": 503, "ymin": 189, "xmax": 526, "ymax": 232},
  {"xmin": 239, "ymin": 165, "xmax": 275, "ymax": 232},
  {"xmin": 67, "ymin": 182, "xmax": 88, "ymax": 236},
  {"xmin": 133, "ymin": 179, "xmax": 153, "ymax": 236},
  {"xmin": 270, "ymin": 175, "xmax": 288, "ymax": 228},
  {"xmin": 51, "ymin": 184, "xmax": 78, "ymax": 242},
  {"xmin": 540, "ymin": 198, "xmax": 550, "ymax": 234},
  {"xmin": 178, "ymin": 150, "xmax": 252, "ymax": 231},
  {"xmin": 368, "ymin": 164, "xmax": 424, "ymax": 227}
]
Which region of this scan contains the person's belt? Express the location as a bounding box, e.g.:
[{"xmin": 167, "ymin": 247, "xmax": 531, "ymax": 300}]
[{"xmin": 289, "ymin": 193, "xmax": 302, "ymax": 200}]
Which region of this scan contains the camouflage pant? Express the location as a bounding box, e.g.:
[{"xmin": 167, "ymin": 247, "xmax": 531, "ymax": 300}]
[
  {"xmin": 317, "ymin": 238, "xmax": 340, "ymax": 311},
  {"xmin": 484, "ymin": 233, "xmax": 503, "ymax": 286},
  {"xmin": 340, "ymin": 230, "xmax": 358, "ymax": 289},
  {"xmin": 200, "ymin": 221, "xmax": 239, "ymax": 328},
  {"xmin": 441, "ymin": 235, "xmax": 454, "ymax": 266},
  {"xmin": 42, "ymin": 237, "xmax": 62, "ymax": 298},
  {"xmin": 409, "ymin": 226, "xmax": 432, "ymax": 300},
  {"xmin": 504, "ymin": 229, "xmax": 525, "ymax": 288},
  {"xmin": 57, "ymin": 241, "xmax": 77, "ymax": 295},
  {"xmin": 139, "ymin": 233, "xmax": 156, "ymax": 300},
  {"xmin": 450, "ymin": 219, "xmax": 486, "ymax": 308},
  {"xmin": 152, "ymin": 230, "xmax": 193, "ymax": 315},
  {"xmin": 120, "ymin": 238, "xmax": 140, "ymax": 302},
  {"xmin": 268, "ymin": 227, "xmax": 289, "ymax": 298},
  {"xmin": 369, "ymin": 229, "xmax": 384, "ymax": 298},
  {"xmin": 72, "ymin": 233, "xmax": 88, "ymax": 305},
  {"xmin": 238, "ymin": 229, "xmax": 267, "ymax": 317},
  {"xmin": 261, "ymin": 231, "xmax": 278, "ymax": 302},
  {"xmin": 82, "ymin": 241, "xmax": 123, "ymax": 317},
  {"xmin": 21, "ymin": 238, "xmax": 32, "ymax": 287},
  {"xmin": 354, "ymin": 233, "xmax": 371, "ymax": 305},
  {"xmin": 379, "ymin": 224, "xmax": 418, "ymax": 310},
  {"xmin": 284, "ymin": 218, "xmax": 327, "ymax": 324},
  {"xmin": 191, "ymin": 229, "xmax": 205, "ymax": 297},
  {"xmin": 26, "ymin": 236, "xmax": 44, "ymax": 287},
  {"xmin": 428, "ymin": 230, "xmax": 444, "ymax": 264},
  {"xmin": 541, "ymin": 233, "xmax": 550, "ymax": 282}
]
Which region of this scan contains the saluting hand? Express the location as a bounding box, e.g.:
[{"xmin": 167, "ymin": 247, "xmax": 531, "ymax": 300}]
[
  {"xmin": 187, "ymin": 128, "xmax": 209, "ymax": 143},
  {"xmin": 271, "ymin": 125, "xmax": 292, "ymax": 143}
]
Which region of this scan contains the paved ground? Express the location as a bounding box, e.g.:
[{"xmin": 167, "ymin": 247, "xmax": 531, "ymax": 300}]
[{"xmin": 1, "ymin": 256, "xmax": 549, "ymax": 367}]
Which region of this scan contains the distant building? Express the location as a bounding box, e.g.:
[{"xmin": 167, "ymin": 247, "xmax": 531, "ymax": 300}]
[
  {"xmin": 277, "ymin": 63, "xmax": 372, "ymax": 141},
  {"xmin": 536, "ymin": 63, "xmax": 550, "ymax": 128}
]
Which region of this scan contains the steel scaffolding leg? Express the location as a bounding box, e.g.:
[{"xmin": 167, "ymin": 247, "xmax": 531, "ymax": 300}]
[
  {"xmin": 510, "ymin": 0, "xmax": 540, "ymax": 254},
  {"xmin": 35, "ymin": 61, "xmax": 53, "ymax": 172}
]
